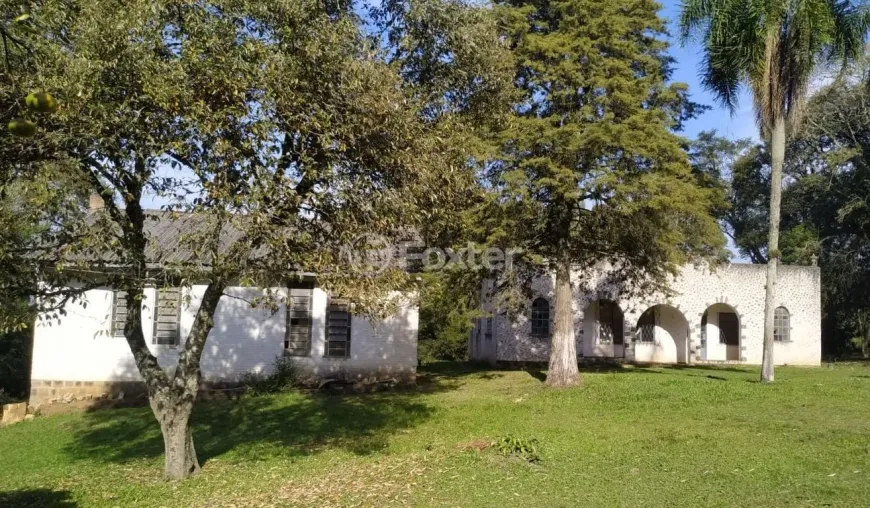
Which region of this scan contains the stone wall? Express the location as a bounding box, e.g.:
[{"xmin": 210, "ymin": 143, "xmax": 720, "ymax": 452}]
[
  {"xmin": 29, "ymin": 379, "xmax": 149, "ymax": 406},
  {"xmin": 472, "ymin": 263, "xmax": 821, "ymax": 367}
]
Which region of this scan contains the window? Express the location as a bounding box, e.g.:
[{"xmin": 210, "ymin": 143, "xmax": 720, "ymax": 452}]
[
  {"xmin": 153, "ymin": 288, "xmax": 181, "ymax": 345},
  {"xmin": 326, "ymin": 299, "xmax": 352, "ymax": 358},
  {"xmin": 700, "ymin": 312, "xmax": 707, "ymax": 345},
  {"xmin": 485, "ymin": 317, "xmax": 493, "ymax": 340},
  {"xmin": 774, "ymin": 307, "xmax": 790, "ymax": 342},
  {"xmin": 285, "ymin": 282, "xmax": 314, "ymax": 356},
  {"xmin": 637, "ymin": 309, "xmax": 655, "ymax": 343},
  {"xmin": 530, "ymin": 297, "xmax": 550, "ymax": 338},
  {"xmin": 111, "ymin": 290, "xmax": 128, "ymax": 337}
]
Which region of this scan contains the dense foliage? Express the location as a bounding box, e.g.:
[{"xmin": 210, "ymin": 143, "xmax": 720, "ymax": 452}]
[
  {"xmin": 483, "ymin": 0, "xmax": 724, "ymax": 385},
  {"xmin": 417, "ymin": 273, "xmax": 480, "ymax": 364},
  {"xmin": 0, "ymin": 0, "xmax": 511, "ymax": 479},
  {"xmin": 723, "ymin": 67, "xmax": 870, "ymax": 358}
]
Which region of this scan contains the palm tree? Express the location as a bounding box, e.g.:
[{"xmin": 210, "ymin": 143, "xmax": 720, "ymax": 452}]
[{"xmin": 680, "ymin": 0, "xmax": 868, "ymax": 382}]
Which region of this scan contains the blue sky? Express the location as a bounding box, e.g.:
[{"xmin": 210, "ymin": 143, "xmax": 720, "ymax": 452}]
[
  {"xmin": 658, "ymin": 0, "xmax": 754, "ymax": 261},
  {"xmin": 659, "ymin": 0, "xmax": 759, "ymax": 142}
]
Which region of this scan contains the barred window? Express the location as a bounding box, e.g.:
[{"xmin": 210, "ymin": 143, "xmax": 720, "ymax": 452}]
[
  {"xmin": 637, "ymin": 309, "xmax": 655, "ymax": 343},
  {"xmin": 153, "ymin": 288, "xmax": 181, "ymax": 346},
  {"xmin": 485, "ymin": 317, "xmax": 493, "ymax": 340},
  {"xmin": 326, "ymin": 299, "xmax": 352, "ymax": 358},
  {"xmin": 774, "ymin": 307, "xmax": 790, "ymax": 342},
  {"xmin": 530, "ymin": 297, "xmax": 550, "ymax": 338},
  {"xmin": 111, "ymin": 290, "xmax": 128, "ymax": 337},
  {"xmin": 285, "ymin": 282, "xmax": 314, "ymax": 356}
]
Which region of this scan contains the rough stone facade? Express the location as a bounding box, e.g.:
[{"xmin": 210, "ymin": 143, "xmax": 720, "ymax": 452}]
[{"xmin": 470, "ymin": 263, "xmax": 821, "ymax": 367}]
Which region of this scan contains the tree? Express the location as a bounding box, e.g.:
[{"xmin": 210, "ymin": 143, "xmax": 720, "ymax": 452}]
[
  {"xmin": 488, "ymin": 0, "xmax": 724, "ymax": 387},
  {"xmin": 680, "ymin": 0, "xmax": 869, "ymax": 382},
  {"xmin": 416, "ymin": 272, "xmax": 480, "ymax": 364},
  {"xmin": 0, "ymin": 5, "xmax": 94, "ymax": 333},
  {"xmin": 725, "ymin": 66, "xmax": 870, "ymax": 358},
  {"xmin": 1, "ymin": 0, "xmax": 510, "ymax": 479}
]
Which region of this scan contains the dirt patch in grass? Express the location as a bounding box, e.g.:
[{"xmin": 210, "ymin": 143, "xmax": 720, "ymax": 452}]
[
  {"xmin": 456, "ymin": 439, "xmax": 490, "ymax": 452},
  {"xmin": 270, "ymin": 455, "xmax": 433, "ymax": 507}
]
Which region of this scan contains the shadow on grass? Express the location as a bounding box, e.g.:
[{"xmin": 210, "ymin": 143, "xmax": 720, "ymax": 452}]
[
  {"xmin": 505, "ymin": 361, "xmax": 755, "ymax": 383},
  {"xmin": 64, "ymin": 365, "xmax": 486, "ymax": 466},
  {"xmin": 0, "ymin": 489, "xmax": 76, "ymax": 507}
]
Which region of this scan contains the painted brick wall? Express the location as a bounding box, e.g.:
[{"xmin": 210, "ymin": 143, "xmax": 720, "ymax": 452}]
[
  {"xmin": 471, "ymin": 263, "xmax": 821, "ymax": 367},
  {"xmin": 31, "ymin": 285, "xmax": 418, "ymax": 397}
]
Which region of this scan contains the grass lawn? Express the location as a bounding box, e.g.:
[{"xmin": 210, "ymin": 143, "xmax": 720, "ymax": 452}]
[{"xmin": 2, "ymin": 363, "xmax": 870, "ymax": 507}]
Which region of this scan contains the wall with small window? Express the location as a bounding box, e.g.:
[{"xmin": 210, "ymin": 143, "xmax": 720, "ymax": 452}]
[
  {"xmin": 283, "ymin": 287, "xmax": 418, "ymax": 382},
  {"xmin": 31, "ymin": 281, "xmax": 418, "ymax": 392},
  {"xmin": 31, "ymin": 285, "xmax": 171, "ymax": 383},
  {"xmin": 483, "ymin": 263, "xmax": 821, "ymax": 367}
]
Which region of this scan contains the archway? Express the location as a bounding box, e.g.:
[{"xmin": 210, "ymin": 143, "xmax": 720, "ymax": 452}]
[
  {"xmin": 701, "ymin": 303, "xmax": 741, "ymax": 361},
  {"xmin": 634, "ymin": 304, "xmax": 690, "ymax": 364},
  {"xmin": 582, "ymin": 300, "xmax": 625, "ymax": 358}
]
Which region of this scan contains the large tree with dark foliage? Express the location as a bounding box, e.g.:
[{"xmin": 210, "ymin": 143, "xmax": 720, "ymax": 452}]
[
  {"xmin": 487, "ymin": 0, "xmax": 724, "ymax": 387},
  {"xmin": 0, "ymin": 0, "xmax": 511, "ymax": 479}
]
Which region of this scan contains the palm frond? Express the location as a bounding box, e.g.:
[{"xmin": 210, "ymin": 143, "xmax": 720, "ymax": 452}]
[{"xmin": 681, "ymin": 0, "xmax": 870, "ymax": 137}]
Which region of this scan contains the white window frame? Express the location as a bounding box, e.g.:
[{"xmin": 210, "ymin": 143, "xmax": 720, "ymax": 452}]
[
  {"xmin": 111, "ymin": 290, "xmax": 128, "ymax": 337},
  {"xmin": 774, "ymin": 306, "xmax": 791, "ymax": 342}
]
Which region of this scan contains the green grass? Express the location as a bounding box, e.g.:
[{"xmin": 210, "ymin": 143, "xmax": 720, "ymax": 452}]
[{"xmin": 2, "ymin": 363, "xmax": 870, "ymax": 507}]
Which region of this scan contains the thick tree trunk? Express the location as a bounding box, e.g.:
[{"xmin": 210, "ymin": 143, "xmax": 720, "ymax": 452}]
[
  {"xmin": 547, "ymin": 261, "xmax": 580, "ymax": 387},
  {"xmin": 123, "ymin": 278, "xmax": 225, "ymax": 481},
  {"xmin": 761, "ymin": 116, "xmax": 786, "ymax": 383},
  {"xmin": 157, "ymin": 403, "xmax": 200, "ymax": 480}
]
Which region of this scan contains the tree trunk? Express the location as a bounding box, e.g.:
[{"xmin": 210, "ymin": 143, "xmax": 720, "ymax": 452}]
[
  {"xmin": 547, "ymin": 261, "xmax": 580, "ymax": 387},
  {"xmin": 156, "ymin": 401, "xmax": 200, "ymax": 480},
  {"xmin": 123, "ymin": 280, "xmax": 224, "ymax": 481},
  {"xmin": 761, "ymin": 115, "xmax": 786, "ymax": 383},
  {"xmin": 862, "ymin": 319, "xmax": 870, "ymax": 359}
]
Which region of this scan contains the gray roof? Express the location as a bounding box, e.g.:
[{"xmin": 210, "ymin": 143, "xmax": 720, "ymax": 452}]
[
  {"xmin": 76, "ymin": 210, "xmax": 252, "ymax": 268},
  {"xmin": 140, "ymin": 211, "xmax": 247, "ymax": 265}
]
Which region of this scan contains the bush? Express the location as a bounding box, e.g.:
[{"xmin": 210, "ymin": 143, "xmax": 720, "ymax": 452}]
[
  {"xmin": 417, "ymin": 273, "xmax": 478, "ymax": 365},
  {"xmin": 0, "ymin": 327, "xmax": 32, "ymax": 402},
  {"xmin": 494, "ymin": 434, "xmax": 541, "ymax": 463},
  {"xmin": 240, "ymin": 355, "xmax": 299, "ymax": 396}
]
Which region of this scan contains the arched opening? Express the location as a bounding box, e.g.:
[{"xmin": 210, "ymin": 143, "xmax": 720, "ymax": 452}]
[
  {"xmin": 634, "ymin": 304, "xmax": 690, "ymax": 364},
  {"xmin": 701, "ymin": 303, "xmax": 741, "ymax": 361},
  {"xmin": 774, "ymin": 306, "xmax": 790, "ymax": 343},
  {"xmin": 582, "ymin": 300, "xmax": 625, "ymax": 358}
]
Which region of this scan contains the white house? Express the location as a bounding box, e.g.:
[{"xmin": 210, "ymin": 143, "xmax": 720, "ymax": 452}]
[
  {"xmin": 470, "ymin": 263, "xmax": 821, "ymax": 367},
  {"xmin": 28, "ymin": 212, "xmax": 419, "ymax": 406},
  {"xmin": 29, "ymin": 283, "xmax": 419, "ymax": 405}
]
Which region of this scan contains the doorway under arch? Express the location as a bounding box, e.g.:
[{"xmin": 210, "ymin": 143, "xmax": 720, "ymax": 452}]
[
  {"xmin": 582, "ymin": 299, "xmax": 625, "ymax": 358},
  {"xmin": 634, "ymin": 304, "xmax": 690, "ymax": 364},
  {"xmin": 701, "ymin": 303, "xmax": 741, "ymax": 361}
]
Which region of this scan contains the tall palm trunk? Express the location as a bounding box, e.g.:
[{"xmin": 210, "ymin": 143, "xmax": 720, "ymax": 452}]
[
  {"xmin": 547, "ymin": 260, "xmax": 580, "ymax": 387},
  {"xmin": 761, "ymin": 115, "xmax": 786, "ymax": 382}
]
